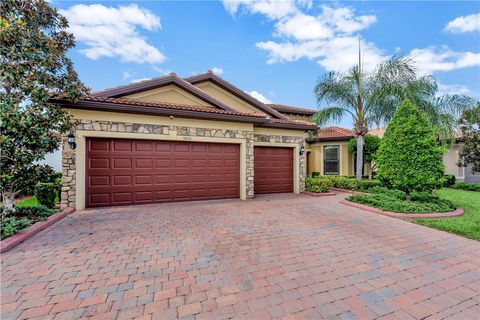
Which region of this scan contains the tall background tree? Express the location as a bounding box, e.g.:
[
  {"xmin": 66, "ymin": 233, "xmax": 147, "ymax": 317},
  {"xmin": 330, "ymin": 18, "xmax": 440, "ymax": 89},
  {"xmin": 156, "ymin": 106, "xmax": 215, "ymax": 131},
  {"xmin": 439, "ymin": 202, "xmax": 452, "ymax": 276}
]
[
  {"xmin": 376, "ymin": 100, "xmax": 445, "ymax": 200},
  {"xmin": 0, "ymin": 0, "xmax": 88, "ymax": 211},
  {"xmin": 313, "ymin": 51, "xmax": 474, "ymax": 181},
  {"xmin": 458, "ymin": 104, "xmax": 480, "ymax": 174}
]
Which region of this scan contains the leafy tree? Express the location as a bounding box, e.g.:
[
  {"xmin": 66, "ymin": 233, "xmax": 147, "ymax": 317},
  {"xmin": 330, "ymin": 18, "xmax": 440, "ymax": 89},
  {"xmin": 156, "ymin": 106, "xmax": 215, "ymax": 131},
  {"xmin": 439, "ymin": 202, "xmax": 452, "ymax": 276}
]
[
  {"xmin": 313, "ymin": 52, "xmax": 473, "ymax": 181},
  {"xmin": 458, "ymin": 104, "xmax": 480, "ymax": 174},
  {"xmin": 376, "ymin": 100, "xmax": 445, "ymax": 200},
  {"xmin": 0, "ymin": 0, "xmax": 88, "ymax": 212},
  {"xmin": 348, "ymin": 135, "xmax": 381, "ymax": 180}
]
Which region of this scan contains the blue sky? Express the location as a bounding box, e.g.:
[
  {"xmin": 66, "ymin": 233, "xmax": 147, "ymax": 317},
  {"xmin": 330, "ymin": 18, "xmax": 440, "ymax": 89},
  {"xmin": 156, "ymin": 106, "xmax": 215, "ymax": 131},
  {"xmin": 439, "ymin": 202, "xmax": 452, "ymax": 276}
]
[{"xmin": 53, "ymin": 1, "xmax": 479, "ymax": 128}]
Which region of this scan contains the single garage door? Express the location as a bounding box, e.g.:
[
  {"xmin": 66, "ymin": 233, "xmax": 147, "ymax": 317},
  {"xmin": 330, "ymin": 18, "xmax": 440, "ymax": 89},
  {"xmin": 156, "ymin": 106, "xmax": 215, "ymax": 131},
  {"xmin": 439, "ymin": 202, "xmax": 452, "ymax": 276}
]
[
  {"xmin": 86, "ymin": 138, "xmax": 239, "ymax": 207},
  {"xmin": 254, "ymin": 146, "xmax": 293, "ymax": 194}
]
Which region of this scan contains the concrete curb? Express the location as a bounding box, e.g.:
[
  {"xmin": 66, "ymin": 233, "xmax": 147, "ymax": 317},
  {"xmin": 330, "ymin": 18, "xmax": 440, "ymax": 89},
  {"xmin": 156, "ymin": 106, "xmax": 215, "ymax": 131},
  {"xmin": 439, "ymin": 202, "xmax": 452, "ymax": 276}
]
[
  {"xmin": 1, "ymin": 207, "xmax": 75, "ymax": 253},
  {"xmin": 302, "ymin": 191, "xmax": 337, "ymax": 197},
  {"xmin": 340, "ymin": 199, "xmax": 464, "ymax": 219}
]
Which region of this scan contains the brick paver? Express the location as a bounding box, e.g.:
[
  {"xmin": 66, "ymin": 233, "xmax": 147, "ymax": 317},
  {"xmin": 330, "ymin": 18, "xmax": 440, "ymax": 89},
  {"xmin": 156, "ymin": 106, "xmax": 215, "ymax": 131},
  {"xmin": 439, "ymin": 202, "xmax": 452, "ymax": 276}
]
[{"xmin": 1, "ymin": 193, "xmax": 479, "ymax": 319}]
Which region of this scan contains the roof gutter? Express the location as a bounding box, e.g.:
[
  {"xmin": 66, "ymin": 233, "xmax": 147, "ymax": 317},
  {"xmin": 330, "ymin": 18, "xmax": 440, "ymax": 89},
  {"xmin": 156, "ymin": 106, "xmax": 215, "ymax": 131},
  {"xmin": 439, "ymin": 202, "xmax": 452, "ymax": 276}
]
[{"xmin": 306, "ymin": 136, "xmax": 354, "ymax": 143}]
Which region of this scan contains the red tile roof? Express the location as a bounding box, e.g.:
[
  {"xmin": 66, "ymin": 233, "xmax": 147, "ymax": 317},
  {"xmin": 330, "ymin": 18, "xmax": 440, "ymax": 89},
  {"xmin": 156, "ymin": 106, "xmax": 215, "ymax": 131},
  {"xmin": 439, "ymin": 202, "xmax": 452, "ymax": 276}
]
[
  {"xmin": 266, "ymin": 104, "xmax": 316, "ymax": 116},
  {"xmin": 79, "ymin": 96, "xmax": 265, "ymax": 117},
  {"xmin": 53, "ymin": 71, "xmax": 319, "ymax": 130},
  {"xmin": 307, "ymin": 126, "xmax": 355, "ymax": 142}
]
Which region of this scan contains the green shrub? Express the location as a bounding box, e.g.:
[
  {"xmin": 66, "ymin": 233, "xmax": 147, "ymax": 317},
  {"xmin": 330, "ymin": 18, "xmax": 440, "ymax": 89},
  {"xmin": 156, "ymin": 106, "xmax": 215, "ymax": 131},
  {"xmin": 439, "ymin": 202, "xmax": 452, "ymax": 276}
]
[
  {"xmin": 325, "ymin": 176, "xmax": 357, "ymax": 189},
  {"xmin": 16, "ymin": 165, "xmax": 61, "ymax": 197},
  {"xmin": 368, "ymin": 186, "xmax": 405, "ymax": 199},
  {"xmin": 346, "ymin": 193, "xmax": 455, "ymax": 213},
  {"xmin": 312, "ymin": 172, "xmax": 320, "ymax": 178},
  {"xmin": 354, "ymin": 180, "xmax": 382, "ymax": 191},
  {"xmin": 376, "ymin": 100, "xmax": 445, "ymax": 198},
  {"xmin": 1, "ymin": 217, "xmax": 31, "ymax": 239},
  {"xmin": 305, "ymin": 178, "xmax": 332, "ymax": 193},
  {"xmin": 55, "ymin": 176, "xmax": 62, "ymax": 201},
  {"xmin": 443, "ymin": 174, "xmax": 456, "ymax": 187},
  {"xmin": 34, "ymin": 183, "xmax": 57, "ymax": 208},
  {"xmin": 451, "ymin": 182, "xmax": 480, "ymax": 192},
  {"xmin": 0, "ymin": 205, "xmax": 54, "ymax": 220}
]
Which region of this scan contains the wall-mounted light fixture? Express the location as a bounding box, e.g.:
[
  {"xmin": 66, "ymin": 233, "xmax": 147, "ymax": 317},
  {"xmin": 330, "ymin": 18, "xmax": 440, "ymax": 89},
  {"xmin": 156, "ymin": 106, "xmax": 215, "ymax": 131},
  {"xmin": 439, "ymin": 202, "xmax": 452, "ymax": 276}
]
[
  {"xmin": 299, "ymin": 146, "xmax": 305, "ymax": 156},
  {"xmin": 67, "ymin": 132, "xmax": 76, "ymax": 150}
]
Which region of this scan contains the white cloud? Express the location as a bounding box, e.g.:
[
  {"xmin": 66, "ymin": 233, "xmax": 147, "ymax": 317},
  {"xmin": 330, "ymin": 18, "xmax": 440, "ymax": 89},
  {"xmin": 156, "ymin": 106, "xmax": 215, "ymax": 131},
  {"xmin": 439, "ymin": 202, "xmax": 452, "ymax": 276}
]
[
  {"xmin": 211, "ymin": 67, "xmax": 224, "ymax": 74},
  {"xmin": 131, "ymin": 78, "xmax": 152, "ymax": 83},
  {"xmin": 257, "ymin": 36, "xmax": 386, "ymax": 72},
  {"xmin": 319, "ymin": 5, "xmax": 377, "ymax": 34},
  {"xmin": 445, "ymin": 13, "xmax": 480, "ymax": 33},
  {"xmin": 225, "ymin": 2, "xmax": 382, "ymax": 71},
  {"xmin": 248, "ymin": 90, "xmax": 272, "ymax": 103},
  {"xmin": 223, "ymin": 0, "xmax": 300, "ymax": 20},
  {"xmin": 409, "ymin": 46, "xmax": 480, "ymax": 75},
  {"xmin": 437, "ymin": 83, "xmax": 472, "ymax": 96},
  {"xmin": 60, "ymin": 4, "xmax": 166, "ymax": 64}
]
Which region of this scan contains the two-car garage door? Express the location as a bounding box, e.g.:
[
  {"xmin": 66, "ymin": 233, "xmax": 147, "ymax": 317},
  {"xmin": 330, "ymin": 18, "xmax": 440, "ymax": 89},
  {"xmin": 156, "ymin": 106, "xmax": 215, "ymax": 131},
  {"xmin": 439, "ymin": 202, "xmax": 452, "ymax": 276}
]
[
  {"xmin": 86, "ymin": 138, "xmax": 240, "ymax": 207},
  {"xmin": 86, "ymin": 138, "xmax": 294, "ymax": 208}
]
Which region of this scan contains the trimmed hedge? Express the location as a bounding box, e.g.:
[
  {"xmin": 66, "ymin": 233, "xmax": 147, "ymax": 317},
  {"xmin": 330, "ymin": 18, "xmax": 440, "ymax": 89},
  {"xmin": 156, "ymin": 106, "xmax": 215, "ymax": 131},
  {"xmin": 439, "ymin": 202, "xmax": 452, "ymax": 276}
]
[
  {"xmin": 35, "ymin": 182, "xmax": 57, "ymax": 208},
  {"xmin": 346, "ymin": 187, "xmax": 455, "ymax": 214},
  {"xmin": 305, "ymin": 178, "xmax": 332, "ymax": 193},
  {"xmin": 443, "ymin": 174, "xmax": 456, "ymax": 187},
  {"xmin": 451, "ymin": 182, "xmax": 480, "ymax": 192},
  {"xmin": 315, "ymin": 176, "xmax": 382, "ymax": 191}
]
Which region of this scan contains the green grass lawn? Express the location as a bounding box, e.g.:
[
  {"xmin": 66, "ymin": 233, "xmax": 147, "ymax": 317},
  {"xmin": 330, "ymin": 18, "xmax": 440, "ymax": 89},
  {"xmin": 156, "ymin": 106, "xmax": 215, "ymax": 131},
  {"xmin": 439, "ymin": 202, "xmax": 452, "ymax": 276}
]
[
  {"xmin": 413, "ymin": 188, "xmax": 480, "ymax": 241},
  {"xmin": 16, "ymin": 196, "xmax": 39, "ymax": 207}
]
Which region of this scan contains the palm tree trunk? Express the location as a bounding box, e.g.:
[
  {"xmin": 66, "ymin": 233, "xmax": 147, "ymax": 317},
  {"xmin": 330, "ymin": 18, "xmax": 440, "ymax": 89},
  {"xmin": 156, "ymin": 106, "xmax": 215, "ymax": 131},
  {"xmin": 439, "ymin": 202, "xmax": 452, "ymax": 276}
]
[{"xmin": 356, "ymin": 135, "xmax": 364, "ymax": 181}]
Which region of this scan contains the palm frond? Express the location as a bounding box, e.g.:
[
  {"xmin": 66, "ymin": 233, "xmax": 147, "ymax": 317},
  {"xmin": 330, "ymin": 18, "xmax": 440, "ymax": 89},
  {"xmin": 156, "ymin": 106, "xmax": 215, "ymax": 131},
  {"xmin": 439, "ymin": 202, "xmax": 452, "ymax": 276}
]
[
  {"xmin": 314, "ymin": 72, "xmax": 357, "ymax": 110},
  {"xmin": 310, "ymin": 107, "xmax": 353, "ymax": 127}
]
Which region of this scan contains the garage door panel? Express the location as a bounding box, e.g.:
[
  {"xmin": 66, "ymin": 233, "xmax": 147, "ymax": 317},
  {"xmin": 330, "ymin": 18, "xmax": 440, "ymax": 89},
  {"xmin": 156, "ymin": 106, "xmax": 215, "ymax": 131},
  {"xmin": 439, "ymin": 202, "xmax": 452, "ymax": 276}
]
[
  {"xmin": 254, "ymin": 146, "xmax": 293, "ymax": 194},
  {"xmin": 113, "ymin": 140, "xmax": 132, "ymax": 151},
  {"xmin": 86, "ymin": 138, "xmax": 240, "ymax": 207},
  {"xmin": 113, "ymin": 158, "xmax": 131, "ymax": 169}
]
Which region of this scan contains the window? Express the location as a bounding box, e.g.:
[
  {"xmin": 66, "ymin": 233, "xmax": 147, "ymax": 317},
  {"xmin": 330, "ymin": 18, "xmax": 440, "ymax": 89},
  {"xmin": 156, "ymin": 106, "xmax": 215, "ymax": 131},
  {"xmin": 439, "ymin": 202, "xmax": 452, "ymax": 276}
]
[{"xmin": 323, "ymin": 146, "xmax": 339, "ymax": 175}]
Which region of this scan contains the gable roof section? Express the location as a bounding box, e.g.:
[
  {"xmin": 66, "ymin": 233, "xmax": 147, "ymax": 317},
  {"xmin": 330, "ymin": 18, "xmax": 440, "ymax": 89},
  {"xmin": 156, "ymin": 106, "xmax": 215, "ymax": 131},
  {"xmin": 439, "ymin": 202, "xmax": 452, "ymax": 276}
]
[
  {"xmin": 51, "ymin": 96, "xmax": 268, "ymax": 124},
  {"xmin": 307, "ymin": 126, "xmax": 355, "ymax": 142},
  {"xmin": 267, "ymin": 104, "xmax": 316, "ymax": 116},
  {"xmin": 185, "ymin": 72, "xmax": 290, "ymax": 120},
  {"xmin": 92, "ymin": 73, "xmax": 237, "ymax": 113}
]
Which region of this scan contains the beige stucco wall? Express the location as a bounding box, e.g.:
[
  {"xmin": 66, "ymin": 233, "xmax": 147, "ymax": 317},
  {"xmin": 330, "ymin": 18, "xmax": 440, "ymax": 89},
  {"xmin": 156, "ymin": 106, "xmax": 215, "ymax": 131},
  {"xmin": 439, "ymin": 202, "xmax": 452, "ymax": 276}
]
[
  {"xmin": 63, "ymin": 109, "xmax": 307, "ymax": 210},
  {"xmin": 123, "ymin": 84, "xmax": 214, "ymax": 108},
  {"xmin": 194, "ymin": 82, "xmax": 267, "ymax": 115},
  {"xmin": 306, "ymin": 141, "xmax": 353, "ymax": 176},
  {"xmin": 443, "ymin": 143, "xmax": 465, "ymax": 180}
]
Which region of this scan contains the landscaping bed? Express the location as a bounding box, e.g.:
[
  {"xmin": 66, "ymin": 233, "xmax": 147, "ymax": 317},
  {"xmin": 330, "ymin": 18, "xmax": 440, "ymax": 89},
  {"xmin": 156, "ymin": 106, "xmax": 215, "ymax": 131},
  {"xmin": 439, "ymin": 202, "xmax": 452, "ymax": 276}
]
[
  {"xmin": 305, "ymin": 176, "xmax": 382, "ymax": 194},
  {"xmin": 345, "ymin": 187, "xmax": 456, "ymax": 213},
  {"xmin": 1, "ymin": 196, "xmax": 59, "ymax": 240}
]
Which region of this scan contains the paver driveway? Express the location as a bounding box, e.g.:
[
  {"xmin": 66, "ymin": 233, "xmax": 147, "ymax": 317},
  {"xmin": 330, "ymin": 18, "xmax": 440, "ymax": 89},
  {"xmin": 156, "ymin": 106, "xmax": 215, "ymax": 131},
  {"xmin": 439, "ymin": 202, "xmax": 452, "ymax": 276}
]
[{"xmin": 1, "ymin": 194, "xmax": 479, "ymax": 320}]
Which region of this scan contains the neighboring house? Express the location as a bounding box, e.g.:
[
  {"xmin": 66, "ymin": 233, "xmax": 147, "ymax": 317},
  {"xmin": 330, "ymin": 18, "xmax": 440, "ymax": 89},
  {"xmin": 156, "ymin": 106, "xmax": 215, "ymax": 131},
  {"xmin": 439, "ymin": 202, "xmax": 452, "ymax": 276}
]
[
  {"xmin": 443, "ymin": 141, "xmax": 480, "ymax": 182},
  {"xmin": 52, "ymin": 71, "xmax": 317, "ymax": 210}
]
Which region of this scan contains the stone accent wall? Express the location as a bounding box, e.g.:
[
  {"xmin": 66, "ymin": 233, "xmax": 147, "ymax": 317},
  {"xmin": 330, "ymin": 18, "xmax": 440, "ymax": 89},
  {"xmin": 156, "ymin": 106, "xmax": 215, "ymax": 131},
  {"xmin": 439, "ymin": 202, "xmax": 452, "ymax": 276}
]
[
  {"xmin": 253, "ymin": 133, "xmax": 307, "ymax": 192},
  {"xmin": 61, "ymin": 120, "xmax": 255, "ymax": 208},
  {"xmin": 62, "ymin": 119, "xmax": 306, "ymax": 208}
]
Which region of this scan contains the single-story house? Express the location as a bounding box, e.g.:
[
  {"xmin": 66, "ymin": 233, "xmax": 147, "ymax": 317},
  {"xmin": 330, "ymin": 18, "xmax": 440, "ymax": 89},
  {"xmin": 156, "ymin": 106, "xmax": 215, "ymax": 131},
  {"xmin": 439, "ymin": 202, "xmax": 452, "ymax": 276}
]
[
  {"xmin": 52, "ymin": 71, "xmax": 478, "ymax": 210},
  {"xmin": 52, "ymin": 71, "xmax": 318, "ymax": 210}
]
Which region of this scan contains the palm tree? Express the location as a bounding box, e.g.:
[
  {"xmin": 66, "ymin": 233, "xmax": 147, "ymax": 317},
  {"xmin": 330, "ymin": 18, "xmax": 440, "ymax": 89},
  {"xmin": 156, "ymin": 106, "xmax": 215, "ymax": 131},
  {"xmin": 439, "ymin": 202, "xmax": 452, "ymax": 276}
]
[{"xmin": 313, "ymin": 52, "xmax": 473, "ymax": 181}]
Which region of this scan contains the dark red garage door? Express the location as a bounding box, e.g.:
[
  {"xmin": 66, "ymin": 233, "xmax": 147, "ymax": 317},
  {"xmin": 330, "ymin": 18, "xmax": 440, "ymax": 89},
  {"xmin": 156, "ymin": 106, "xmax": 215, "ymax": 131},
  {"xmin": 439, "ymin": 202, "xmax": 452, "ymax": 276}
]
[
  {"xmin": 254, "ymin": 146, "xmax": 293, "ymax": 194},
  {"xmin": 86, "ymin": 138, "xmax": 239, "ymax": 207}
]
